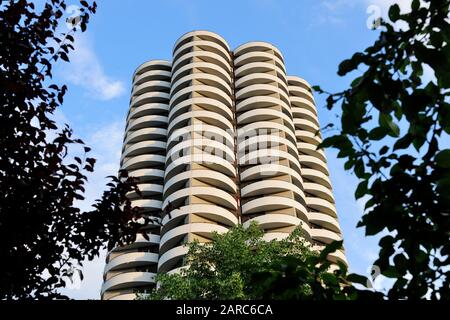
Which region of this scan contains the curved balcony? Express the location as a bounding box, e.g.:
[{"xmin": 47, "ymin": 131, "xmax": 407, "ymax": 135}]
[
  {"xmin": 173, "ymin": 39, "xmax": 231, "ymax": 63},
  {"xmin": 234, "ymin": 41, "xmax": 284, "ymax": 63},
  {"xmin": 171, "ymin": 61, "xmax": 231, "ymax": 84},
  {"xmin": 126, "ymin": 183, "xmax": 163, "ymax": 199},
  {"xmin": 235, "ymin": 84, "xmax": 290, "ymax": 106},
  {"xmin": 240, "ymin": 121, "xmax": 297, "ymax": 146},
  {"xmin": 298, "ymin": 155, "xmax": 329, "ymax": 175},
  {"xmin": 166, "ymin": 138, "xmax": 235, "ymax": 166},
  {"xmin": 110, "ymin": 233, "xmax": 160, "ymax": 252},
  {"xmin": 296, "ymin": 142, "xmax": 326, "ymax": 163},
  {"xmin": 305, "ymin": 197, "xmax": 337, "ymax": 218},
  {"xmin": 172, "ymin": 50, "xmax": 231, "ymax": 76},
  {"xmin": 287, "ymin": 75, "xmax": 312, "ymax": 89},
  {"xmin": 239, "ymin": 149, "xmax": 302, "ymax": 176},
  {"xmin": 234, "ymin": 50, "xmax": 286, "ymax": 73},
  {"xmin": 133, "ymin": 59, "xmax": 171, "ymax": 79},
  {"xmin": 234, "ymin": 61, "xmax": 286, "ymax": 81},
  {"xmin": 127, "ymin": 103, "xmax": 169, "ymax": 122},
  {"xmin": 123, "ymin": 127, "xmax": 167, "ymax": 145},
  {"xmin": 104, "ymin": 252, "xmax": 159, "ymax": 273},
  {"xmin": 158, "ymin": 245, "xmax": 189, "ymax": 273},
  {"xmin": 241, "ymin": 180, "xmax": 305, "ymax": 200},
  {"xmin": 168, "ymin": 110, "xmax": 233, "ymax": 136},
  {"xmin": 241, "ymin": 196, "xmax": 308, "ymax": 220},
  {"xmin": 237, "ymin": 108, "xmax": 295, "ymax": 133},
  {"xmin": 301, "ymin": 168, "xmax": 332, "ymax": 189},
  {"xmin": 133, "ymin": 69, "xmax": 171, "ymax": 87},
  {"xmin": 288, "ymin": 85, "xmax": 315, "ymax": 104},
  {"xmin": 162, "ymin": 186, "xmax": 237, "ymax": 211},
  {"xmin": 170, "ymin": 84, "xmax": 232, "ymax": 110},
  {"xmin": 127, "ymin": 168, "xmax": 165, "ymax": 183},
  {"xmin": 130, "ymin": 199, "xmax": 163, "ymax": 213},
  {"xmin": 307, "ymin": 212, "xmax": 341, "ymax": 233},
  {"xmin": 131, "ymin": 80, "xmax": 170, "ymax": 98},
  {"xmin": 126, "ymin": 115, "xmax": 168, "ymax": 132},
  {"xmin": 130, "ymin": 92, "xmax": 170, "ymax": 109},
  {"xmin": 294, "ymin": 118, "xmax": 320, "ymax": 134},
  {"xmin": 101, "ymin": 271, "xmax": 156, "ymax": 295},
  {"xmin": 235, "ymin": 72, "xmax": 289, "ymax": 94},
  {"xmin": 290, "ymin": 96, "xmax": 317, "ymax": 116},
  {"xmin": 164, "ymin": 154, "xmax": 236, "ymax": 181},
  {"xmin": 121, "ymin": 154, "xmax": 165, "ymax": 171},
  {"xmin": 239, "ymin": 164, "xmax": 303, "ymax": 187},
  {"xmin": 291, "ymin": 107, "xmax": 319, "ymax": 127},
  {"xmin": 310, "ymin": 228, "xmax": 342, "ymax": 244},
  {"xmin": 160, "ymin": 223, "xmax": 229, "ymax": 253},
  {"xmin": 249, "ymin": 215, "xmax": 311, "ymax": 241},
  {"xmin": 161, "ymin": 204, "xmax": 238, "ymax": 233},
  {"xmin": 236, "ymin": 95, "xmax": 291, "ymax": 116},
  {"xmin": 238, "ymin": 134, "xmax": 299, "ymax": 160},
  {"xmin": 167, "ymin": 124, "xmax": 234, "ymax": 151},
  {"xmin": 169, "ymin": 96, "xmax": 232, "ymax": 123},
  {"xmin": 303, "ymin": 182, "xmax": 334, "ymax": 203},
  {"xmin": 295, "ymin": 130, "xmax": 322, "ymax": 146},
  {"xmin": 164, "ymin": 169, "xmax": 236, "ymax": 197},
  {"xmin": 328, "ymin": 249, "xmax": 348, "ymax": 266},
  {"xmin": 173, "ymin": 30, "xmax": 230, "ymax": 55},
  {"xmin": 121, "ymin": 140, "xmax": 166, "ymax": 161},
  {"xmin": 171, "ymin": 73, "xmax": 232, "ymax": 98}
]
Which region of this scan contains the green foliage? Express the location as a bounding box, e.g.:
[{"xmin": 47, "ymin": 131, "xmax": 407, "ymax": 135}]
[
  {"xmin": 315, "ymin": 0, "xmax": 450, "ymax": 299},
  {"xmin": 139, "ymin": 224, "xmax": 377, "ymax": 300},
  {"xmin": 0, "ymin": 0, "xmax": 145, "ymax": 299}
]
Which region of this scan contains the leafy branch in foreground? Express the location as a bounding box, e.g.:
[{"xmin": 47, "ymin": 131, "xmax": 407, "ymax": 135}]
[
  {"xmin": 314, "ymin": 0, "xmax": 450, "ymax": 299},
  {"xmin": 0, "ymin": 0, "xmax": 144, "ymax": 299}
]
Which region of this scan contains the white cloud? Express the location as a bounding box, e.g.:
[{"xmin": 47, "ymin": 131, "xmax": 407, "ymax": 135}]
[
  {"xmin": 318, "ymin": 0, "xmax": 418, "ymax": 29},
  {"xmin": 53, "ymin": 119, "xmax": 125, "ymax": 299},
  {"xmin": 78, "ymin": 120, "xmax": 124, "ymax": 212},
  {"xmin": 365, "ymin": 0, "xmax": 413, "ymax": 15},
  {"xmin": 316, "ymin": 0, "xmax": 358, "ymax": 26},
  {"xmin": 59, "ymin": 34, "xmax": 125, "ymax": 100}
]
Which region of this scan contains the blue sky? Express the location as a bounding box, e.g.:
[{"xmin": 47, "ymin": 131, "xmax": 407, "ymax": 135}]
[{"xmin": 48, "ymin": 0, "xmax": 416, "ymax": 299}]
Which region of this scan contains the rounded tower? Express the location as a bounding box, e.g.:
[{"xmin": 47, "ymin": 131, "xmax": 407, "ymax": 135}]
[
  {"xmin": 233, "ymin": 42, "xmax": 311, "ymax": 241},
  {"xmin": 287, "ymin": 76, "xmax": 347, "ymax": 266},
  {"xmin": 101, "ymin": 60, "xmax": 171, "ymax": 300},
  {"xmin": 159, "ymin": 31, "xmax": 239, "ymax": 274}
]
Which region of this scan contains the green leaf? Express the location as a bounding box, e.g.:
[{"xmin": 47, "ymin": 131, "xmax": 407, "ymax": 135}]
[
  {"xmin": 393, "ymin": 133, "xmax": 412, "ymax": 150},
  {"xmin": 60, "ymin": 52, "xmax": 69, "ymax": 62},
  {"xmin": 355, "ymin": 180, "xmax": 368, "ymax": 200},
  {"xmin": 311, "ymin": 85, "xmax": 323, "ymax": 93},
  {"xmin": 379, "ymin": 113, "xmax": 400, "ymax": 137},
  {"xmin": 388, "ymin": 4, "xmax": 400, "ymax": 22},
  {"xmin": 319, "ymin": 240, "xmax": 343, "ymax": 261},
  {"xmin": 337, "ymin": 53, "xmax": 363, "ymax": 76},
  {"xmin": 368, "ymin": 127, "xmax": 388, "ymax": 141},
  {"xmin": 379, "ymin": 145, "xmax": 389, "ymax": 155},
  {"xmin": 435, "ymin": 149, "xmax": 450, "ymax": 168},
  {"xmin": 383, "ymin": 266, "xmax": 401, "ymax": 278},
  {"xmin": 354, "ymin": 160, "xmax": 365, "ymax": 178},
  {"xmin": 347, "ymin": 273, "xmax": 369, "ymax": 287}
]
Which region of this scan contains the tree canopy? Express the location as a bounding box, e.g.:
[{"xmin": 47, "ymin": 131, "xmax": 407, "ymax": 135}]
[{"xmin": 140, "ymin": 224, "xmax": 368, "ymax": 300}]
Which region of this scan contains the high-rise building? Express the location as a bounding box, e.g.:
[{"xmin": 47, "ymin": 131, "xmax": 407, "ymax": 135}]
[{"xmin": 101, "ymin": 31, "xmax": 347, "ymax": 300}]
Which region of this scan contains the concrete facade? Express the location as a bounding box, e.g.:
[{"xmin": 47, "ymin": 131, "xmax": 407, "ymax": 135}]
[{"xmin": 101, "ymin": 31, "xmax": 347, "ymax": 300}]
